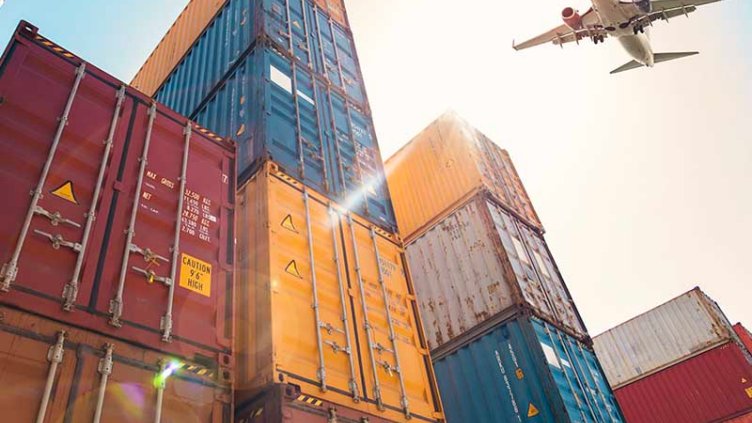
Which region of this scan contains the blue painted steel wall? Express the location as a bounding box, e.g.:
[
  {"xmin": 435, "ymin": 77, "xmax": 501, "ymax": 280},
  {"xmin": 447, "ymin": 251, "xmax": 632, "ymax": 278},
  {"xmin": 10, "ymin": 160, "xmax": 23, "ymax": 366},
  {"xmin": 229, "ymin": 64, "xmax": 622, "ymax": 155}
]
[
  {"xmin": 434, "ymin": 315, "xmax": 624, "ymax": 423},
  {"xmin": 155, "ymin": 0, "xmax": 365, "ymax": 118},
  {"xmin": 193, "ymin": 46, "xmax": 395, "ymax": 230}
]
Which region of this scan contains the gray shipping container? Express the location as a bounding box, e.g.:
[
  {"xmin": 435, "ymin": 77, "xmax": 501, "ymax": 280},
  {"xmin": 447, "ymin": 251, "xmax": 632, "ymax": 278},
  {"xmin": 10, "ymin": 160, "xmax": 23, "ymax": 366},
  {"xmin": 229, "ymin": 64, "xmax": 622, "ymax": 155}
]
[
  {"xmin": 405, "ymin": 192, "xmax": 587, "ymax": 351},
  {"xmin": 593, "ymin": 287, "xmax": 740, "ymax": 388}
]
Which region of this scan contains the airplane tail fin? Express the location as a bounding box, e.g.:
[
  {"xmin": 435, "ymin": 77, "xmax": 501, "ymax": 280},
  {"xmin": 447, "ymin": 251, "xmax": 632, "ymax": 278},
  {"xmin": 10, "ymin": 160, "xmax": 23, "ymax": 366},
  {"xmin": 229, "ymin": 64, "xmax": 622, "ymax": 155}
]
[{"xmin": 610, "ymin": 51, "xmax": 699, "ymax": 74}]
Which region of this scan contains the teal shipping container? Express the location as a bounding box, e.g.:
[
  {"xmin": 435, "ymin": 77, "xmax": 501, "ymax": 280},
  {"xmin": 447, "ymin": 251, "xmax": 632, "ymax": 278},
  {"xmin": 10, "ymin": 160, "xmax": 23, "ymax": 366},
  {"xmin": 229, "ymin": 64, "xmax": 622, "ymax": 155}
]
[
  {"xmin": 155, "ymin": 0, "xmax": 366, "ymax": 117},
  {"xmin": 433, "ymin": 313, "xmax": 624, "ymax": 422}
]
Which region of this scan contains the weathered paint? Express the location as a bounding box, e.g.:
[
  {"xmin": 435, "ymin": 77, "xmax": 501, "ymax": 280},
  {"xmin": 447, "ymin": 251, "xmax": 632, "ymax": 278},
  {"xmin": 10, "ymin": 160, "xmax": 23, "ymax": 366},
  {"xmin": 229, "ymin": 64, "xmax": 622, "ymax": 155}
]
[
  {"xmin": 0, "ymin": 305, "xmax": 232, "ymax": 423},
  {"xmin": 433, "ymin": 314, "xmax": 624, "ymax": 423},
  {"xmin": 593, "ymin": 288, "xmax": 741, "ymax": 389},
  {"xmin": 234, "ymin": 162, "xmax": 443, "ymax": 422},
  {"xmin": 386, "ymin": 111, "xmax": 542, "ymax": 241},
  {"xmin": 405, "ymin": 193, "xmax": 586, "ymax": 350},
  {"xmin": 192, "ymin": 45, "xmax": 395, "ymax": 231},
  {"xmin": 132, "ymin": 0, "xmax": 351, "ymax": 97},
  {"xmin": 736, "ymin": 323, "xmax": 752, "ymax": 355},
  {"xmin": 614, "ymin": 342, "xmax": 752, "ymax": 423},
  {"xmin": 0, "ymin": 22, "xmax": 235, "ymax": 361}
]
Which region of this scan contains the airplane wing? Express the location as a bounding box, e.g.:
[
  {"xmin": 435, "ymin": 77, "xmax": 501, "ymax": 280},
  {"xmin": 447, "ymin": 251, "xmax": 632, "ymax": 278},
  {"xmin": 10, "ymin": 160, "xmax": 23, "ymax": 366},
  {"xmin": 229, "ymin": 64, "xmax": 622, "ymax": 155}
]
[
  {"xmin": 651, "ymin": 0, "xmax": 722, "ymax": 9},
  {"xmin": 513, "ymin": 9, "xmax": 602, "ymax": 51}
]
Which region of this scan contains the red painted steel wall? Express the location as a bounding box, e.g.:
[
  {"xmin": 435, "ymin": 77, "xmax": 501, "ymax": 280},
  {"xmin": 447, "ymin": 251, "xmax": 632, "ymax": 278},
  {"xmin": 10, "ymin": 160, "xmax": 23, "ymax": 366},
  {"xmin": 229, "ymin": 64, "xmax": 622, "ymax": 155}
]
[
  {"xmin": 736, "ymin": 324, "xmax": 752, "ymax": 355},
  {"xmin": 0, "ymin": 22, "xmax": 235, "ymax": 364},
  {"xmin": 725, "ymin": 411, "xmax": 752, "ymax": 423},
  {"xmin": 614, "ymin": 342, "xmax": 752, "ymax": 423}
]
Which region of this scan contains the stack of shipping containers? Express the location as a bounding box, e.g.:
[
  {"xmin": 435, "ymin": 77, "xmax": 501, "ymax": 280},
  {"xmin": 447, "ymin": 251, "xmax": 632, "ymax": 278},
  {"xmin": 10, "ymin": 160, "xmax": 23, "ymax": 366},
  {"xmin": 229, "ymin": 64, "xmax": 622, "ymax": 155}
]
[
  {"xmin": 0, "ymin": 22, "xmax": 235, "ymax": 422},
  {"xmin": 593, "ymin": 288, "xmax": 752, "ymax": 423},
  {"xmin": 386, "ymin": 111, "xmax": 625, "ymax": 422},
  {"xmin": 131, "ymin": 1, "xmax": 444, "ymax": 422}
]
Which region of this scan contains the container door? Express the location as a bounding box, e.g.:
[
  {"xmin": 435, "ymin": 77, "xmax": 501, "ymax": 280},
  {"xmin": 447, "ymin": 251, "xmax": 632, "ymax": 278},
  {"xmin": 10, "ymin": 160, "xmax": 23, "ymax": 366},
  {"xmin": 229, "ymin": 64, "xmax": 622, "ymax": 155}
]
[
  {"xmin": 64, "ymin": 345, "xmax": 227, "ymax": 423},
  {"xmin": 100, "ymin": 102, "xmax": 233, "ymax": 352},
  {"xmin": 266, "ymin": 174, "xmax": 363, "ymax": 402},
  {"xmin": 0, "ymin": 41, "xmax": 129, "ymax": 311},
  {"xmin": 341, "ymin": 215, "xmax": 440, "ymax": 421}
]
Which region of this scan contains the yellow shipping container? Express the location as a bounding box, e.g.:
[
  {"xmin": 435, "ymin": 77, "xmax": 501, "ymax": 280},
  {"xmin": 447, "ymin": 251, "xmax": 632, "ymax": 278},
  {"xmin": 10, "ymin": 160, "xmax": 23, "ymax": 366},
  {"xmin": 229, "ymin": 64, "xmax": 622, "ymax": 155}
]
[
  {"xmin": 235, "ymin": 162, "xmax": 444, "ymax": 422},
  {"xmin": 386, "ymin": 111, "xmax": 542, "ymax": 242}
]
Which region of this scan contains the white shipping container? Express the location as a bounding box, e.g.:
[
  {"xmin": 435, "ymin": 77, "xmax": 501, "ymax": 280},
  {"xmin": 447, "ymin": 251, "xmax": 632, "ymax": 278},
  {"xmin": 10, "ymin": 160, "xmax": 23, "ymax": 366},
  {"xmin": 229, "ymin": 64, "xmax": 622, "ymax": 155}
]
[
  {"xmin": 405, "ymin": 193, "xmax": 586, "ymax": 351},
  {"xmin": 593, "ymin": 288, "xmax": 739, "ymax": 388}
]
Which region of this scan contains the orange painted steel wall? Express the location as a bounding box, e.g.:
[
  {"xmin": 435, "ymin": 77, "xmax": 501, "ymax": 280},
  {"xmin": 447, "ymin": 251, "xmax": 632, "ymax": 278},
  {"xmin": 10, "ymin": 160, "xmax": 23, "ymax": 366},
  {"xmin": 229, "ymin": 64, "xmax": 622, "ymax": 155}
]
[
  {"xmin": 235, "ymin": 162, "xmax": 443, "ymax": 422},
  {"xmin": 313, "ymin": 0, "xmax": 348, "ymax": 27},
  {"xmin": 131, "ymin": 0, "xmax": 227, "ymax": 96},
  {"xmin": 386, "ymin": 111, "xmax": 542, "ymax": 242},
  {"xmin": 0, "ymin": 305, "xmax": 232, "ymax": 423},
  {"xmin": 736, "ymin": 324, "xmax": 752, "ymax": 355}
]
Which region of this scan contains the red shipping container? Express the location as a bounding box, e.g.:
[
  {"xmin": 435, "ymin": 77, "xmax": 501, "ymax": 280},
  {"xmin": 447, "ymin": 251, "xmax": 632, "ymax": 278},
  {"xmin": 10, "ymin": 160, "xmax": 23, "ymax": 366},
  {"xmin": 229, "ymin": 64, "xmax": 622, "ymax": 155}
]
[
  {"xmin": 725, "ymin": 411, "xmax": 752, "ymax": 422},
  {"xmin": 614, "ymin": 342, "xmax": 752, "ymax": 423},
  {"xmin": 736, "ymin": 324, "xmax": 752, "ymax": 355},
  {"xmin": 0, "ymin": 22, "xmax": 235, "ymax": 364}
]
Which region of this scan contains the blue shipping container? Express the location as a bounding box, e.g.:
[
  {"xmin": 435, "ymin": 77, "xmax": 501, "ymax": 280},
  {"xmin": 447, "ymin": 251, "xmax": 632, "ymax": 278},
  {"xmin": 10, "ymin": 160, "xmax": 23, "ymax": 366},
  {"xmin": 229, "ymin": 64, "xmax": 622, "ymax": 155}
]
[
  {"xmin": 193, "ymin": 45, "xmax": 395, "ymax": 230},
  {"xmin": 156, "ymin": 0, "xmax": 365, "ymax": 118},
  {"xmin": 434, "ymin": 314, "xmax": 624, "ymax": 423}
]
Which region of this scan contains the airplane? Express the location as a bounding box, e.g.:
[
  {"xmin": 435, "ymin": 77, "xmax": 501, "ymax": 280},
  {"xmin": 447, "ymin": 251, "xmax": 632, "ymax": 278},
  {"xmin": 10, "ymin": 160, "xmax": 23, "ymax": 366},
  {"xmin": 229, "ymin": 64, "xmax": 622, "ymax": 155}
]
[{"xmin": 513, "ymin": 0, "xmax": 724, "ymax": 74}]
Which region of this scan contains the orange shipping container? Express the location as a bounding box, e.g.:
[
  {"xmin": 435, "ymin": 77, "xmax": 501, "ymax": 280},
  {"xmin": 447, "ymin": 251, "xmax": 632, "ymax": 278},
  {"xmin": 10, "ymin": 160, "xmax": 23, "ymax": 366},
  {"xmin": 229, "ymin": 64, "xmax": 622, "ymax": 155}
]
[
  {"xmin": 131, "ymin": 0, "xmax": 226, "ymax": 96},
  {"xmin": 0, "ymin": 305, "xmax": 232, "ymax": 423},
  {"xmin": 386, "ymin": 111, "xmax": 542, "ymax": 242},
  {"xmin": 234, "ymin": 162, "xmax": 444, "ymax": 422}
]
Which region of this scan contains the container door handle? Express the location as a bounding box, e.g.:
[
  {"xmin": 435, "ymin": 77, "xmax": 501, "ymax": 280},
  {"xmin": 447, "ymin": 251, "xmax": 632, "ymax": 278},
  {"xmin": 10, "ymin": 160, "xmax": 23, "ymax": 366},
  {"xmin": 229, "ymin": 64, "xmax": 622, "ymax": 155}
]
[
  {"xmin": 92, "ymin": 344, "xmax": 114, "ymax": 423},
  {"xmin": 1, "ymin": 63, "xmax": 86, "ymax": 292},
  {"xmin": 36, "ymin": 331, "xmax": 66, "ymax": 423},
  {"xmin": 63, "ymin": 86, "xmax": 126, "ymax": 311}
]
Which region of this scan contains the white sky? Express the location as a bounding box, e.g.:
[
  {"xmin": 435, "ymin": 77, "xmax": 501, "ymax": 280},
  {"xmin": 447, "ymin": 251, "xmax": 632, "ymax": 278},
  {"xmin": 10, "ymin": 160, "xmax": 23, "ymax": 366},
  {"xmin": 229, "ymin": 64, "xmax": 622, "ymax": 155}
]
[{"xmin": 346, "ymin": 0, "xmax": 752, "ymax": 334}]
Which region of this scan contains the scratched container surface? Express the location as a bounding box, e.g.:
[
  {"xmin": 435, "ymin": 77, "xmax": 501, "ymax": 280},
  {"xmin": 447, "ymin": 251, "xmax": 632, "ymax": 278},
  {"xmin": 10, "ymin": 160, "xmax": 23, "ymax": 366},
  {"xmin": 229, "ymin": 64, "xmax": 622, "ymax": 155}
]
[
  {"xmin": 433, "ymin": 313, "xmax": 624, "ymax": 423},
  {"xmin": 0, "ymin": 305, "xmax": 232, "ymax": 423},
  {"xmin": 0, "ymin": 22, "xmax": 235, "ymax": 363},
  {"xmin": 405, "ymin": 192, "xmax": 586, "ymax": 351},
  {"xmin": 235, "ymin": 162, "xmax": 443, "ymax": 423},
  {"xmin": 736, "ymin": 324, "xmax": 752, "ymax": 355},
  {"xmin": 727, "ymin": 411, "xmax": 752, "ymax": 423},
  {"xmin": 386, "ymin": 111, "xmax": 542, "ymax": 242},
  {"xmin": 613, "ymin": 342, "xmax": 752, "ymax": 423},
  {"xmin": 235, "ymin": 383, "xmax": 400, "ymax": 423},
  {"xmin": 191, "ymin": 44, "xmax": 395, "ymax": 231},
  {"xmin": 593, "ymin": 287, "xmax": 740, "ymax": 389},
  {"xmin": 154, "ymin": 0, "xmax": 365, "ymax": 117}
]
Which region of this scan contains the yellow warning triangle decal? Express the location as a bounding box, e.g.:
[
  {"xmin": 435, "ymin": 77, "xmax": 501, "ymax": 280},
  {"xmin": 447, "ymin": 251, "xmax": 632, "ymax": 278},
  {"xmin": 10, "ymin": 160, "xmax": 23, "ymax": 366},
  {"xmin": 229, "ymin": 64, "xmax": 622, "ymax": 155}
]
[
  {"xmin": 527, "ymin": 403, "xmax": 539, "ymax": 417},
  {"xmin": 51, "ymin": 181, "xmax": 79, "ymax": 204},
  {"xmin": 281, "ymin": 214, "xmax": 297, "ymax": 232},
  {"xmin": 285, "ymin": 260, "xmax": 302, "ymax": 278}
]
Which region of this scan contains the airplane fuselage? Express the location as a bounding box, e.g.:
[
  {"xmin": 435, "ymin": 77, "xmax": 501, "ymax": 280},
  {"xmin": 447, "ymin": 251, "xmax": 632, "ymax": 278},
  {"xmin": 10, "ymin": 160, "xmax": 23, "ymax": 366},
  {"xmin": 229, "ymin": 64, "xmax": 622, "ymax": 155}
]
[{"xmin": 592, "ymin": 0, "xmax": 655, "ymax": 66}]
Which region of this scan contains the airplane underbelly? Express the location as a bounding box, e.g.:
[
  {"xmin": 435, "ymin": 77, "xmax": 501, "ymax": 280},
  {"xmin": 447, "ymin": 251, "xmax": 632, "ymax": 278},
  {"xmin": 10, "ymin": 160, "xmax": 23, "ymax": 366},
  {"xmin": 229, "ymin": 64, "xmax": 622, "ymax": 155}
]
[
  {"xmin": 594, "ymin": 0, "xmax": 639, "ymax": 27},
  {"xmin": 618, "ymin": 34, "xmax": 653, "ymax": 65}
]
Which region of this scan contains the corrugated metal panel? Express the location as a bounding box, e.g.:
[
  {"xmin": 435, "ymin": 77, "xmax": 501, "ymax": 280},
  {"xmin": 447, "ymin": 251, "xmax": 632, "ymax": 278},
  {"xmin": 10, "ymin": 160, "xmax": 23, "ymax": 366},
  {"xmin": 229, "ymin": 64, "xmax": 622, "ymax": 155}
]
[
  {"xmin": 614, "ymin": 342, "xmax": 752, "ymax": 423},
  {"xmin": 131, "ymin": 0, "xmax": 352, "ymax": 97},
  {"xmin": 405, "ymin": 193, "xmax": 586, "ymax": 350},
  {"xmin": 736, "ymin": 324, "xmax": 752, "ymax": 355},
  {"xmin": 131, "ymin": 0, "xmax": 227, "ymax": 96},
  {"xmin": 234, "ymin": 162, "xmax": 443, "ymax": 422},
  {"xmin": 0, "ymin": 22, "xmax": 235, "ymax": 360},
  {"xmin": 433, "ymin": 314, "xmax": 623, "ymax": 423},
  {"xmin": 386, "ymin": 111, "xmax": 542, "ymax": 242},
  {"xmin": 593, "ymin": 288, "xmax": 738, "ymax": 388},
  {"xmin": 726, "ymin": 411, "xmax": 752, "ymax": 423},
  {"xmin": 193, "ymin": 45, "xmax": 395, "ymax": 231},
  {"xmin": 0, "ymin": 305, "xmax": 232, "ymax": 423}
]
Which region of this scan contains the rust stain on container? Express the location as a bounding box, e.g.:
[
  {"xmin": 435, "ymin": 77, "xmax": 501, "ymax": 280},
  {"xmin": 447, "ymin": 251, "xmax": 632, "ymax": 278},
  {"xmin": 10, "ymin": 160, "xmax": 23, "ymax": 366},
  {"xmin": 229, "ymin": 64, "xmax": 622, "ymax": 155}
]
[
  {"xmin": 0, "ymin": 305, "xmax": 232, "ymax": 423},
  {"xmin": 386, "ymin": 111, "xmax": 542, "ymax": 242},
  {"xmin": 235, "ymin": 162, "xmax": 443, "ymax": 422},
  {"xmin": 405, "ymin": 192, "xmax": 587, "ymax": 351}
]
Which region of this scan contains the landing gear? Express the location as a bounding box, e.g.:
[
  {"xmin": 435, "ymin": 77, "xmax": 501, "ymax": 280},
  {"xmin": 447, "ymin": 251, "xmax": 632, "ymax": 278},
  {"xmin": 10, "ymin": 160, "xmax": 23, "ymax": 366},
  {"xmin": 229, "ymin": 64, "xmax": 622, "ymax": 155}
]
[
  {"xmin": 592, "ymin": 34, "xmax": 605, "ymax": 45},
  {"xmin": 633, "ymin": 22, "xmax": 645, "ymax": 34}
]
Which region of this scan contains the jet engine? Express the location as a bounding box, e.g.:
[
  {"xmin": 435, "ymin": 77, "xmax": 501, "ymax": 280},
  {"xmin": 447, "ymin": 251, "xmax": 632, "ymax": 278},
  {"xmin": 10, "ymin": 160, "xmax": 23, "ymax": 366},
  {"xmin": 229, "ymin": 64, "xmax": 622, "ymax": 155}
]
[
  {"xmin": 635, "ymin": 0, "xmax": 652, "ymax": 13},
  {"xmin": 561, "ymin": 7, "xmax": 583, "ymax": 30}
]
